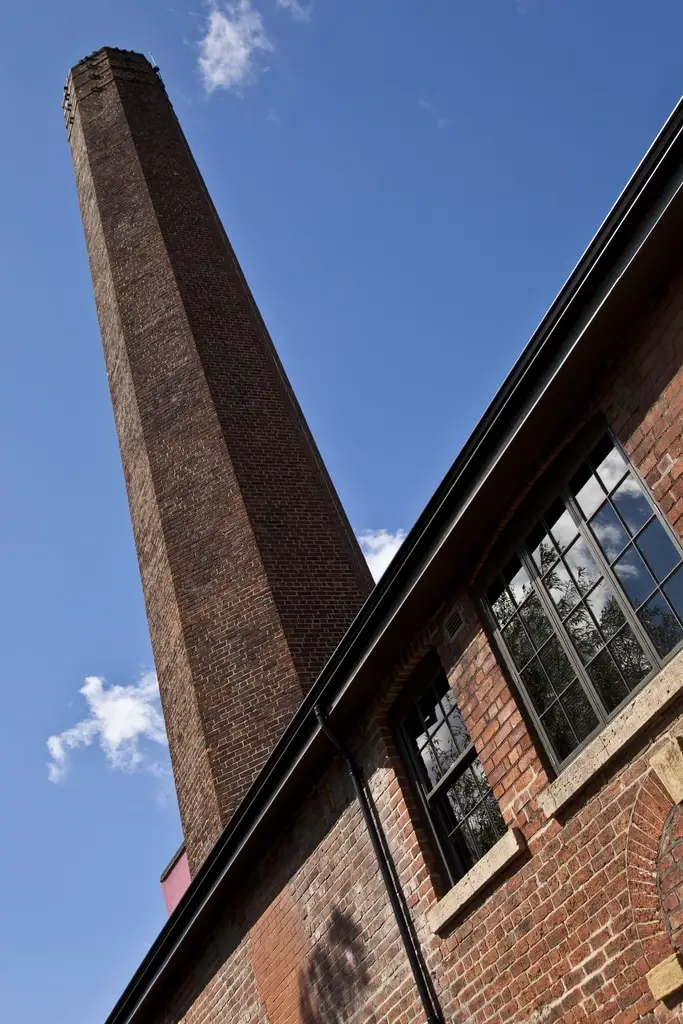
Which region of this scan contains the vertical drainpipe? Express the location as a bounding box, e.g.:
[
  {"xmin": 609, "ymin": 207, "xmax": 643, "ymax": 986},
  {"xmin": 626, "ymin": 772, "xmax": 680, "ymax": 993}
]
[{"xmin": 314, "ymin": 705, "xmax": 444, "ymax": 1024}]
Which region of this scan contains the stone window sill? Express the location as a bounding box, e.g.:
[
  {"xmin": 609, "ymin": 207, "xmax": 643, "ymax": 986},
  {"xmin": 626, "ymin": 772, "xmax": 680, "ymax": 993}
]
[
  {"xmin": 427, "ymin": 829, "xmax": 526, "ymax": 935},
  {"xmin": 538, "ymin": 648, "xmax": 683, "ymax": 819}
]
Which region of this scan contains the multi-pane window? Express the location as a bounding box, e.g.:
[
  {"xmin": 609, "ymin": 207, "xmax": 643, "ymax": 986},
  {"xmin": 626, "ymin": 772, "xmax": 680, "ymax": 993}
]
[
  {"xmin": 396, "ymin": 659, "xmax": 507, "ymax": 887},
  {"xmin": 485, "ymin": 434, "xmax": 683, "ymax": 771}
]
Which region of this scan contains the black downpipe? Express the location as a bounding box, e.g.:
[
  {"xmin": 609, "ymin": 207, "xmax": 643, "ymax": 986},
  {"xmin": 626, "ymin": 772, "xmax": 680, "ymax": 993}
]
[{"xmin": 314, "ymin": 705, "xmax": 444, "ymax": 1024}]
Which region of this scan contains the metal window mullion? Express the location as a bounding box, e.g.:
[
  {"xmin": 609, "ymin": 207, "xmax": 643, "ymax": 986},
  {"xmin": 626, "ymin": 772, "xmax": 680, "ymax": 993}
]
[
  {"xmin": 486, "ymin": 605, "xmax": 569, "ymax": 775},
  {"xmin": 607, "ymin": 428, "xmax": 683, "ymax": 639},
  {"xmin": 424, "ymin": 741, "xmax": 476, "ymax": 802},
  {"xmin": 396, "ymin": 726, "xmax": 460, "ymax": 889},
  {"xmin": 518, "ymin": 546, "xmax": 608, "ymax": 730},
  {"xmin": 561, "ymin": 487, "xmax": 663, "ymax": 671}
]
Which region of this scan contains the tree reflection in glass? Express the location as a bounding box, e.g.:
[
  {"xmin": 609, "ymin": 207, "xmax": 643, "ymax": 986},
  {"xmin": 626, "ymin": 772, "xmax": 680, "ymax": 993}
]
[
  {"xmin": 488, "ymin": 436, "xmax": 683, "ymax": 771},
  {"xmin": 445, "ymin": 759, "xmax": 507, "ymax": 862},
  {"xmin": 565, "ymin": 538, "xmax": 601, "ymax": 595},
  {"xmin": 638, "ymin": 594, "xmax": 683, "ymax": 657},
  {"xmin": 545, "ymin": 562, "xmax": 580, "ymax": 617}
]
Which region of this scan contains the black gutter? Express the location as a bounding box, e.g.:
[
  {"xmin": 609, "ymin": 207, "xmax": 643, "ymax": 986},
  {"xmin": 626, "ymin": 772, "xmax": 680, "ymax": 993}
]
[
  {"xmin": 102, "ymin": 96, "xmax": 683, "ymax": 1024},
  {"xmin": 314, "ymin": 706, "xmax": 444, "ymax": 1024}
]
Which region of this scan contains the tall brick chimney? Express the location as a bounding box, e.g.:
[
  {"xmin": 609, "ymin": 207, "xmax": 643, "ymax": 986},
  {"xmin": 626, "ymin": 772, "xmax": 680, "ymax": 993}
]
[{"xmin": 64, "ymin": 48, "xmax": 372, "ymax": 872}]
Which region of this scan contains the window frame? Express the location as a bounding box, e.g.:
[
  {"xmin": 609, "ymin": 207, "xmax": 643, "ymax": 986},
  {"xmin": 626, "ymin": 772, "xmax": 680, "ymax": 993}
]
[
  {"xmin": 391, "ymin": 651, "xmax": 507, "ymax": 890},
  {"xmin": 481, "ymin": 430, "xmax": 683, "ymax": 776}
]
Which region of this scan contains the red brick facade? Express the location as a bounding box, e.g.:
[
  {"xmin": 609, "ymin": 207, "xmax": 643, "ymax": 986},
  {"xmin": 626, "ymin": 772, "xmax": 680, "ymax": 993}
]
[
  {"xmin": 125, "ymin": 236, "xmax": 683, "ymax": 1024},
  {"xmin": 66, "ymin": 49, "xmax": 683, "ymax": 1024},
  {"xmin": 65, "ymin": 49, "xmax": 371, "ymax": 873}
]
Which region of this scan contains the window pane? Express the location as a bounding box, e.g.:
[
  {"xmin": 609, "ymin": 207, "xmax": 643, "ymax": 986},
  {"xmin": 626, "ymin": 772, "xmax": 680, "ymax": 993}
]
[
  {"xmin": 484, "ymin": 437, "xmax": 683, "ymax": 778},
  {"xmin": 417, "ymin": 689, "xmax": 441, "ymax": 731},
  {"xmin": 444, "ymin": 703, "xmax": 471, "ymax": 757},
  {"xmin": 541, "ymin": 702, "xmax": 579, "ymax": 761},
  {"xmin": 502, "ymin": 617, "xmax": 534, "ymax": 669},
  {"xmin": 457, "ymin": 820, "xmax": 481, "ymax": 863},
  {"xmin": 488, "ymin": 579, "xmax": 515, "ymax": 628},
  {"xmin": 543, "ymin": 562, "xmax": 581, "ymax": 617},
  {"xmin": 450, "ymin": 764, "xmax": 481, "ymax": 817},
  {"xmin": 440, "ymin": 686, "xmax": 457, "ymax": 717},
  {"xmin": 613, "ymin": 475, "xmax": 652, "ymax": 535},
  {"xmin": 483, "ymin": 788, "xmax": 507, "ymax": 835},
  {"xmin": 565, "ymin": 605, "xmax": 603, "ymax": 664},
  {"xmin": 471, "ymin": 757, "xmax": 495, "ymax": 795},
  {"xmin": 571, "ymin": 464, "xmax": 606, "ymax": 519},
  {"xmin": 637, "ymin": 519, "xmax": 681, "ymax": 582},
  {"xmin": 609, "ymin": 628, "xmax": 652, "ymax": 689},
  {"xmin": 586, "ymin": 580, "xmax": 626, "ymax": 640},
  {"xmin": 546, "ymin": 499, "xmax": 578, "ymax": 551},
  {"xmin": 519, "ymin": 592, "xmax": 553, "ymax": 649},
  {"xmin": 418, "ymin": 742, "xmax": 441, "ymax": 788},
  {"xmin": 432, "ymin": 721, "xmax": 459, "ymax": 775},
  {"xmin": 664, "ymin": 565, "xmax": 683, "ymax": 621},
  {"xmin": 404, "ymin": 709, "xmax": 427, "ymax": 749},
  {"xmin": 538, "ymin": 635, "xmax": 575, "ymax": 693},
  {"xmin": 462, "ymin": 802, "xmax": 499, "ymax": 860},
  {"xmin": 521, "ymin": 658, "xmax": 555, "ymax": 713},
  {"xmin": 593, "ymin": 441, "xmax": 628, "ymax": 492},
  {"xmin": 528, "ymin": 525, "xmax": 558, "ymax": 575},
  {"xmin": 587, "ymin": 649, "xmax": 629, "ymax": 712},
  {"xmin": 504, "ymin": 557, "xmax": 532, "ymax": 606},
  {"xmin": 559, "ymin": 680, "xmax": 600, "ymax": 739},
  {"xmin": 613, "ymin": 547, "xmax": 656, "ymax": 608},
  {"xmin": 638, "ymin": 593, "xmax": 683, "ymax": 658},
  {"xmin": 565, "ymin": 538, "xmax": 601, "ymax": 595},
  {"xmin": 590, "ymin": 503, "xmax": 629, "ymax": 562}
]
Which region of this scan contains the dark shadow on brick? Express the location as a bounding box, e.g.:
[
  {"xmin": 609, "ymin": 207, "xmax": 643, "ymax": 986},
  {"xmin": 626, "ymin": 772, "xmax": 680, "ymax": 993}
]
[{"xmin": 298, "ymin": 908, "xmax": 372, "ymax": 1024}]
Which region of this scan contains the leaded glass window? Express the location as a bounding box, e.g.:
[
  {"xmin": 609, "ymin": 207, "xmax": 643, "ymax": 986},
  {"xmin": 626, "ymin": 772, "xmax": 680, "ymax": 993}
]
[{"xmin": 485, "ymin": 435, "xmax": 683, "ymax": 771}]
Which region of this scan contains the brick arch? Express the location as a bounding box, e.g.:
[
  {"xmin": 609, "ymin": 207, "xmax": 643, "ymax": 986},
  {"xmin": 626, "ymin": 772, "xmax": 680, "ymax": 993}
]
[
  {"xmin": 625, "ymin": 773, "xmax": 673, "ymax": 967},
  {"xmin": 657, "ymin": 802, "xmax": 683, "ymax": 951}
]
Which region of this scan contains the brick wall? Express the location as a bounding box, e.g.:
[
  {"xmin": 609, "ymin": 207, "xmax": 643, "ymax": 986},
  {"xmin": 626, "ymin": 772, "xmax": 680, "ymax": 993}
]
[
  {"xmin": 121, "ymin": 235, "xmax": 683, "ymax": 1024},
  {"xmin": 66, "ymin": 49, "xmax": 372, "ymax": 872}
]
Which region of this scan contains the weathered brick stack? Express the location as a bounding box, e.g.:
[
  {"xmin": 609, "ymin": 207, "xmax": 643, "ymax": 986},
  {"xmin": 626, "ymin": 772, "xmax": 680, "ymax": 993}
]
[{"xmin": 64, "ymin": 48, "xmax": 372, "ymax": 873}]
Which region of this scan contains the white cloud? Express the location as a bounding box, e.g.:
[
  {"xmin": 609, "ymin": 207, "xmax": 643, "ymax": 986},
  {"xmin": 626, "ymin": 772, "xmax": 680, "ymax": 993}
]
[
  {"xmin": 47, "ymin": 671, "xmax": 167, "ymax": 783},
  {"xmin": 418, "ymin": 94, "xmax": 450, "ymax": 131},
  {"xmin": 276, "ymin": 0, "xmax": 312, "ymax": 21},
  {"xmin": 357, "ymin": 529, "xmax": 407, "ymax": 582},
  {"xmin": 198, "ymin": 0, "xmax": 273, "ymax": 93}
]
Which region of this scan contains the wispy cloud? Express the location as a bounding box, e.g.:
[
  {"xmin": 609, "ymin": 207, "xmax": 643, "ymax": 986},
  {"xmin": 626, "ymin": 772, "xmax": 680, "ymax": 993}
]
[
  {"xmin": 47, "ymin": 671, "xmax": 168, "ymax": 783},
  {"xmin": 418, "ymin": 93, "xmax": 450, "ymax": 131},
  {"xmin": 276, "ymin": 0, "xmax": 312, "ymax": 22},
  {"xmin": 357, "ymin": 529, "xmax": 407, "ymax": 582},
  {"xmin": 198, "ymin": 0, "xmax": 273, "ymax": 93}
]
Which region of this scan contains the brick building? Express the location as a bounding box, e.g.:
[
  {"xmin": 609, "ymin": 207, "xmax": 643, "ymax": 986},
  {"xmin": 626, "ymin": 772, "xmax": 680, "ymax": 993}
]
[{"xmin": 65, "ymin": 46, "xmax": 683, "ymax": 1024}]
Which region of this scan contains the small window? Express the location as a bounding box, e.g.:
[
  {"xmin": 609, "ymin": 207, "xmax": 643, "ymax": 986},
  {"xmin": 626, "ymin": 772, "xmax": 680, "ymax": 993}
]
[
  {"xmin": 484, "ymin": 434, "xmax": 683, "ymax": 773},
  {"xmin": 395, "ymin": 656, "xmax": 507, "ymax": 888}
]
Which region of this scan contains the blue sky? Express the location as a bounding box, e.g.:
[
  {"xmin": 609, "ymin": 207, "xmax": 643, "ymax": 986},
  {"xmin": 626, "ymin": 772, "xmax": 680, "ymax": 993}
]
[{"xmin": 1, "ymin": 1, "xmax": 682, "ymax": 1021}]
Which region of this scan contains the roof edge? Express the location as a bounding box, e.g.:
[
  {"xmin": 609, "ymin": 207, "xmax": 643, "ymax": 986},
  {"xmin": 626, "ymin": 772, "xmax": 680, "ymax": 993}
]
[{"xmin": 103, "ymin": 95, "xmax": 683, "ymax": 1024}]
